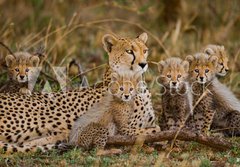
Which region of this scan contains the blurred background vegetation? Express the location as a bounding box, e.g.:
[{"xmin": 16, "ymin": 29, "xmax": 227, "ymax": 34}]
[
  {"xmin": 0, "ymin": 0, "xmax": 239, "ymax": 81},
  {"xmin": 0, "ymin": 0, "xmax": 239, "ymax": 96}
]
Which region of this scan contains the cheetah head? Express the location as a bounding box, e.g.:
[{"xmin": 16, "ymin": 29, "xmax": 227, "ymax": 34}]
[
  {"xmin": 102, "ymin": 33, "xmax": 149, "ymax": 76},
  {"xmin": 109, "ymin": 72, "xmax": 142, "ymax": 102},
  {"xmin": 186, "ymin": 53, "xmax": 218, "ymax": 84},
  {"xmin": 5, "ymin": 52, "xmax": 40, "ymax": 83},
  {"xmin": 158, "ymin": 57, "xmax": 189, "ymax": 89},
  {"xmin": 204, "ymin": 45, "xmax": 229, "ymax": 76}
]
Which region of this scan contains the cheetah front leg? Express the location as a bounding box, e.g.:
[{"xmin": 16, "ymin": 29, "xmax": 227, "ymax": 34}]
[
  {"xmin": 92, "ymin": 128, "xmax": 122, "ymax": 156},
  {"xmin": 22, "ymin": 132, "xmax": 68, "ymax": 147},
  {"xmin": 134, "ymin": 90, "xmax": 157, "ymax": 127},
  {"xmin": 193, "ymin": 109, "xmax": 205, "ymax": 134},
  {"xmin": 11, "ymin": 127, "xmax": 65, "ymax": 144},
  {"xmin": 165, "ymin": 116, "xmax": 176, "ymax": 130},
  {"xmin": 0, "ymin": 140, "xmax": 58, "ymax": 154},
  {"xmin": 202, "ymin": 109, "xmax": 216, "ymax": 135},
  {"xmin": 71, "ymin": 122, "xmax": 122, "ymax": 155}
]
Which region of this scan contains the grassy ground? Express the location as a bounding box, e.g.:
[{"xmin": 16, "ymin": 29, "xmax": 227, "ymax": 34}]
[
  {"xmin": 0, "ymin": 0, "xmax": 240, "ymax": 166},
  {"xmin": 0, "ymin": 139, "xmax": 240, "ymax": 167}
]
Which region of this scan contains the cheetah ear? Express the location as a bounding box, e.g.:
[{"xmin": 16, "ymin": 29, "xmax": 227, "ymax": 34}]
[
  {"xmin": 102, "ymin": 34, "xmax": 118, "ymax": 53},
  {"xmin": 220, "ymin": 45, "xmax": 225, "ymax": 51},
  {"xmin": 157, "ymin": 60, "xmax": 165, "ymax": 73},
  {"xmin": 209, "ymin": 55, "xmax": 218, "ymax": 67},
  {"xmin": 111, "ymin": 73, "xmax": 120, "ymax": 82},
  {"xmin": 204, "ymin": 47, "xmax": 215, "ymax": 55},
  {"xmin": 137, "ymin": 32, "xmax": 148, "ymax": 44},
  {"xmin": 181, "ymin": 60, "xmax": 189, "ymax": 72},
  {"xmin": 185, "ymin": 55, "xmax": 194, "ymax": 65},
  {"xmin": 30, "ymin": 55, "xmax": 40, "ymax": 67},
  {"xmin": 5, "ymin": 54, "xmax": 16, "ymax": 67}
]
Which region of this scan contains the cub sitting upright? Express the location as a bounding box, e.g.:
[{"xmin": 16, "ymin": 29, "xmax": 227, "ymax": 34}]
[
  {"xmin": 203, "ymin": 44, "xmax": 240, "ymax": 136},
  {"xmin": 158, "ymin": 57, "xmax": 192, "ymax": 131},
  {"xmin": 186, "ymin": 53, "xmax": 219, "ymax": 134},
  {"xmin": 69, "ymin": 72, "xmax": 160, "ymax": 150},
  {"xmin": 0, "ymin": 52, "xmax": 40, "ymax": 94}
]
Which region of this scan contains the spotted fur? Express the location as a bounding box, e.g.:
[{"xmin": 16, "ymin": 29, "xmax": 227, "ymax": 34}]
[
  {"xmin": 203, "ymin": 44, "xmax": 229, "ymax": 76},
  {"xmin": 202, "ymin": 45, "xmax": 240, "ymax": 136},
  {"xmin": 68, "ymin": 73, "xmax": 160, "ymax": 149},
  {"xmin": 158, "ymin": 57, "xmax": 192, "ymax": 131},
  {"xmin": 0, "ymin": 52, "xmax": 40, "ymax": 94},
  {"xmin": 186, "ymin": 53, "xmax": 218, "ymax": 134},
  {"xmin": 0, "ymin": 33, "xmax": 157, "ymax": 153}
]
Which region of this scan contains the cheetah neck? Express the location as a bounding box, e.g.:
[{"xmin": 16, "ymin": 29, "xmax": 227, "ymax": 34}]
[{"xmin": 211, "ymin": 78, "xmax": 240, "ymax": 111}]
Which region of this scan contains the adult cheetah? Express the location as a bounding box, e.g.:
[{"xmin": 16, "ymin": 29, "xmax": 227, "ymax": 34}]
[{"xmin": 0, "ymin": 32, "xmax": 158, "ymax": 153}]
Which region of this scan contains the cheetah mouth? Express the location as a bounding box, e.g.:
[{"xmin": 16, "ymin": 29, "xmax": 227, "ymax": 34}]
[
  {"xmin": 18, "ymin": 79, "xmax": 28, "ymax": 83},
  {"xmin": 217, "ymin": 72, "xmax": 227, "ymax": 76},
  {"xmin": 122, "ymin": 98, "xmax": 132, "ymax": 102},
  {"xmin": 170, "ymin": 85, "xmax": 178, "ymax": 89},
  {"xmin": 197, "ymin": 80, "xmax": 206, "ymax": 84}
]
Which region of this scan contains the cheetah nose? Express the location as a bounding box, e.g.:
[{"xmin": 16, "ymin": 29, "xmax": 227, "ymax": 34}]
[
  {"xmin": 225, "ymin": 69, "xmax": 229, "ymax": 72},
  {"xmin": 200, "ymin": 77, "xmax": 204, "ymax": 81},
  {"xmin": 172, "ymin": 82, "xmax": 177, "ymax": 86},
  {"xmin": 138, "ymin": 63, "xmax": 147, "ymax": 69},
  {"xmin": 124, "ymin": 95, "xmax": 129, "ymax": 99},
  {"xmin": 20, "ymin": 75, "xmax": 25, "ymax": 80}
]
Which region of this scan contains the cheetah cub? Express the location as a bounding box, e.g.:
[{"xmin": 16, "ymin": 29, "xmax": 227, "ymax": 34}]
[
  {"xmin": 203, "ymin": 44, "xmax": 240, "ymax": 136},
  {"xmin": 203, "ymin": 44, "xmax": 229, "ymax": 76},
  {"xmin": 68, "ymin": 73, "xmax": 160, "ymax": 150},
  {"xmin": 186, "ymin": 53, "xmax": 219, "ymax": 135},
  {"xmin": 158, "ymin": 57, "xmax": 192, "ymax": 131},
  {"xmin": 0, "ymin": 52, "xmax": 40, "ymax": 94}
]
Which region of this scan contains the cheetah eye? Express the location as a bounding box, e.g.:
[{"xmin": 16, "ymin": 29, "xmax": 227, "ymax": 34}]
[
  {"xmin": 120, "ymin": 87, "xmax": 124, "ymax": 91},
  {"xmin": 130, "ymin": 87, "xmax": 133, "ymax": 91},
  {"xmin": 143, "ymin": 49, "xmax": 148, "ymax": 54},
  {"xmin": 205, "ymin": 69, "xmax": 209, "ymax": 73},
  {"xmin": 219, "ymin": 62, "xmax": 224, "ymax": 66},
  {"xmin": 25, "ymin": 68, "xmax": 29, "ymax": 72},
  {"xmin": 167, "ymin": 74, "xmax": 171, "ymax": 78},
  {"xmin": 15, "ymin": 68, "xmax": 19, "ymax": 72},
  {"xmin": 177, "ymin": 74, "xmax": 181, "ymax": 78},
  {"xmin": 194, "ymin": 69, "xmax": 199, "ymax": 73},
  {"xmin": 126, "ymin": 50, "xmax": 133, "ymax": 54}
]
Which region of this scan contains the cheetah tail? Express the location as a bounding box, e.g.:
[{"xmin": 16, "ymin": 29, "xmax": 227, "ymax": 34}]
[{"xmin": 0, "ymin": 140, "xmax": 56, "ymax": 154}]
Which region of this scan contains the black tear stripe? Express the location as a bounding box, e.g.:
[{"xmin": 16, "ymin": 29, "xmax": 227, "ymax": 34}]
[
  {"xmin": 131, "ymin": 45, "xmax": 136, "ymax": 66},
  {"xmin": 196, "ymin": 73, "xmax": 199, "ymax": 80},
  {"xmin": 220, "ymin": 65, "xmax": 224, "ymax": 73},
  {"xmin": 205, "ymin": 73, "xmax": 208, "ymax": 81}
]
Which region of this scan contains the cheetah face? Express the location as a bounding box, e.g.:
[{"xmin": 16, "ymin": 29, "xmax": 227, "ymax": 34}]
[
  {"xmin": 216, "ymin": 56, "xmax": 229, "ymax": 76},
  {"xmin": 186, "ymin": 53, "xmax": 218, "ymax": 84},
  {"xmin": 109, "ymin": 73, "xmax": 141, "ymax": 102},
  {"xmin": 204, "ymin": 45, "xmax": 229, "ymax": 76},
  {"xmin": 117, "ymin": 81, "xmax": 136, "ymax": 102},
  {"xmin": 158, "ymin": 57, "xmax": 189, "ymax": 89},
  {"xmin": 109, "ymin": 79, "xmax": 136, "ymax": 102},
  {"xmin": 5, "ymin": 52, "xmax": 40, "ymax": 83},
  {"xmin": 12, "ymin": 65, "xmax": 30, "ymax": 83},
  {"xmin": 102, "ymin": 33, "xmax": 149, "ymax": 76}
]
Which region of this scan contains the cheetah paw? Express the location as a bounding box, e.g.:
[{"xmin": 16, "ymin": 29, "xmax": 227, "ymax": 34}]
[
  {"xmin": 19, "ymin": 88, "xmax": 32, "ymax": 95},
  {"xmin": 96, "ymin": 148, "xmax": 122, "ymax": 156}
]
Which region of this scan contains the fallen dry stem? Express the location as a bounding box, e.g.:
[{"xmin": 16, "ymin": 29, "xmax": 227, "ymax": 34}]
[{"xmin": 107, "ymin": 130, "xmax": 233, "ymax": 151}]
